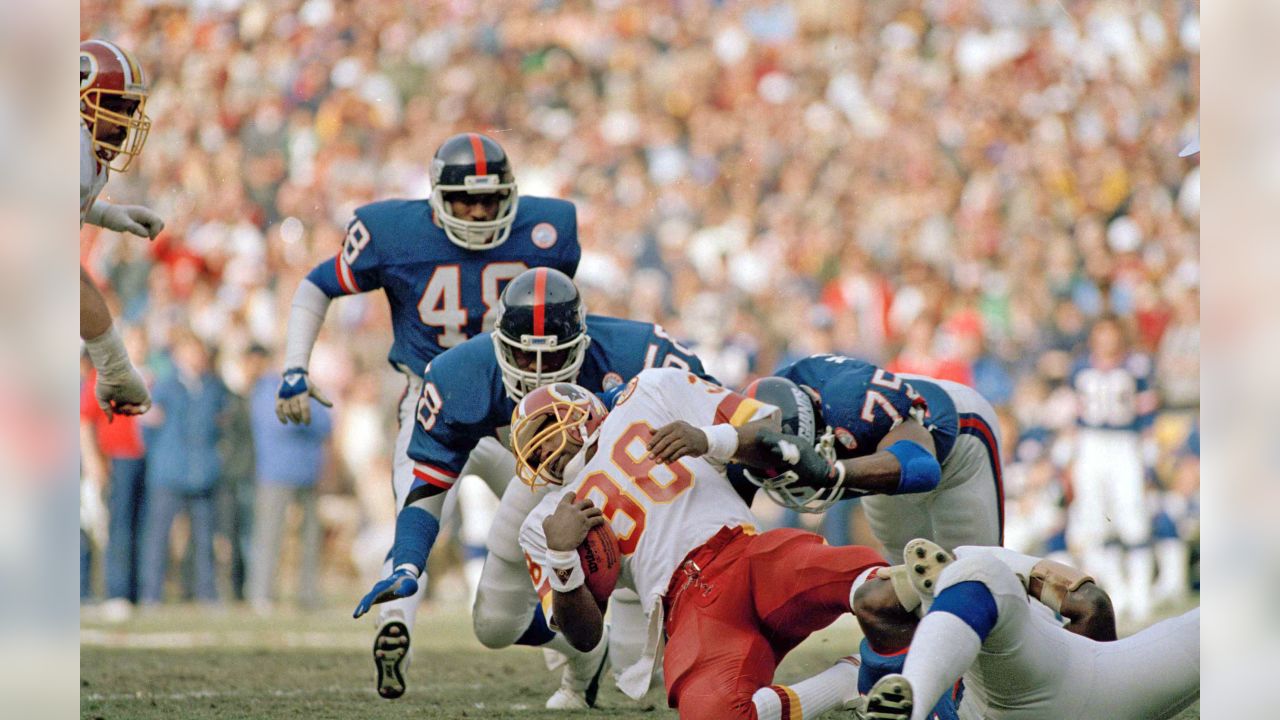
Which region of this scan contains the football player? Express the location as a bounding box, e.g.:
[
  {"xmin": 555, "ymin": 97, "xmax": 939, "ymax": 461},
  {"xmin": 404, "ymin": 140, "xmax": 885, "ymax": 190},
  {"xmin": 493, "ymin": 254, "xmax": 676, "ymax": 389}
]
[
  {"xmin": 860, "ymin": 539, "xmax": 1199, "ymax": 720},
  {"xmin": 1066, "ymin": 314, "xmax": 1159, "ymax": 622},
  {"xmin": 273, "ymin": 134, "xmax": 579, "ymax": 695},
  {"xmin": 352, "ymin": 268, "xmax": 711, "ymax": 706},
  {"xmin": 511, "ymin": 369, "xmax": 889, "ymax": 720},
  {"xmin": 80, "ymin": 39, "xmax": 165, "ymax": 419},
  {"xmin": 680, "ymin": 355, "xmax": 1003, "ymax": 703}
]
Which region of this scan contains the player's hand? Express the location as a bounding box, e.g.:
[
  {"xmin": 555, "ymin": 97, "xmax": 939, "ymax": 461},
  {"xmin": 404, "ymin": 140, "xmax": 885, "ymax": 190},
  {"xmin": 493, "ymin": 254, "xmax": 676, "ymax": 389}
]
[
  {"xmin": 95, "ymin": 363, "xmax": 152, "ymax": 422},
  {"xmin": 353, "ymin": 568, "xmax": 419, "ymax": 619},
  {"xmin": 543, "ymin": 493, "xmax": 605, "ymax": 552},
  {"xmin": 756, "ymin": 429, "xmax": 841, "ymax": 487},
  {"xmin": 100, "ymin": 203, "xmax": 165, "ymax": 239},
  {"xmin": 647, "ymin": 420, "xmax": 709, "ymax": 463},
  {"xmin": 275, "ymin": 367, "xmax": 333, "ymax": 425}
]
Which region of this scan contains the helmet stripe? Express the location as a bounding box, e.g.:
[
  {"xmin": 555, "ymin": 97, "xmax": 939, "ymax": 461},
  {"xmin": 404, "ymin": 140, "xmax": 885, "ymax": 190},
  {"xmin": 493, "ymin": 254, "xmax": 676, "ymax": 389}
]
[
  {"xmin": 468, "ymin": 133, "xmax": 488, "ymax": 175},
  {"xmin": 533, "ymin": 268, "xmax": 547, "ymax": 335}
]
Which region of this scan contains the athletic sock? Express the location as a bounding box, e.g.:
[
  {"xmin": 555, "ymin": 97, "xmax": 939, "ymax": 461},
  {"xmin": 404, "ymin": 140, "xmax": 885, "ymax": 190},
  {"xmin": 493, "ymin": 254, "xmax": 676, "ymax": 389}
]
[
  {"xmin": 901, "ymin": 613, "xmax": 982, "ymax": 720},
  {"xmin": 752, "ymin": 660, "xmax": 859, "ymax": 720}
]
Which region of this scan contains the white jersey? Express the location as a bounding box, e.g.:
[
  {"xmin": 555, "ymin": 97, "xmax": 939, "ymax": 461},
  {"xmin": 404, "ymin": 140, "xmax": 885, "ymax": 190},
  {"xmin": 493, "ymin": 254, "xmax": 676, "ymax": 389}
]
[
  {"xmin": 80, "ymin": 121, "xmax": 108, "ymax": 227},
  {"xmin": 941, "ymin": 547, "xmax": 1199, "ymax": 719},
  {"xmin": 520, "ymin": 367, "xmax": 774, "ymax": 697}
]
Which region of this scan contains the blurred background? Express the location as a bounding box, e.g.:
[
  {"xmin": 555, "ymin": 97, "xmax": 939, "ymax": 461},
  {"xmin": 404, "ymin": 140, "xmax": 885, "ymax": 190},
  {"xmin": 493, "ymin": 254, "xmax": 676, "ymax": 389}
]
[{"xmin": 75, "ymin": 0, "xmax": 1199, "ymax": 632}]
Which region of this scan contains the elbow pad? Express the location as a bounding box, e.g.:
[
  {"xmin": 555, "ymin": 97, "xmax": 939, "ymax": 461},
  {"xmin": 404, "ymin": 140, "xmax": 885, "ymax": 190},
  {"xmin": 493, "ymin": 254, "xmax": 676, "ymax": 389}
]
[{"xmin": 885, "ymin": 440, "xmax": 941, "ymax": 495}]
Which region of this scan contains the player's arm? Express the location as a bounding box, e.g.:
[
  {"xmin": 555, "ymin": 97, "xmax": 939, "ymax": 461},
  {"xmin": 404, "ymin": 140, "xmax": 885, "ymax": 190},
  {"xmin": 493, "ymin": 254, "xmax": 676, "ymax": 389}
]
[
  {"xmin": 644, "ymin": 372, "xmax": 780, "ymax": 465},
  {"xmin": 81, "ymin": 267, "xmax": 150, "ymax": 419},
  {"xmin": 84, "ymin": 201, "xmax": 165, "ymax": 239},
  {"xmin": 541, "ymin": 494, "xmax": 607, "ymax": 652},
  {"xmin": 277, "ymin": 218, "xmax": 380, "ymax": 425}
]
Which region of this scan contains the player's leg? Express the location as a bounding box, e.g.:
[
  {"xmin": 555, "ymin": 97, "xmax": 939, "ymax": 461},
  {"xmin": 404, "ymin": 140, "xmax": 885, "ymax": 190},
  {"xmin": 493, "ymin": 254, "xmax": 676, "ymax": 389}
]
[
  {"xmin": 927, "ymin": 439, "xmax": 1002, "ymax": 552},
  {"xmin": 1067, "ymin": 434, "xmax": 1121, "ymax": 610},
  {"xmin": 861, "ymin": 494, "xmax": 933, "ymax": 563},
  {"xmin": 371, "ymin": 374, "xmax": 426, "ymax": 699},
  {"xmin": 663, "ymin": 542, "xmax": 781, "ymax": 720},
  {"xmin": 745, "ymin": 529, "xmax": 887, "ymax": 718},
  {"xmin": 1110, "ymin": 439, "xmax": 1154, "ymax": 622},
  {"xmin": 1079, "ymin": 608, "xmax": 1200, "ymax": 719}
]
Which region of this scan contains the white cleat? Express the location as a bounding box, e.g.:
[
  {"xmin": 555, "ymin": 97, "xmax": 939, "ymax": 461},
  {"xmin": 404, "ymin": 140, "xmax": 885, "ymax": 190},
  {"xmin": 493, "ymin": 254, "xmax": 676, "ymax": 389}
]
[
  {"xmin": 865, "ymin": 673, "xmax": 914, "ymax": 720},
  {"xmin": 546, "ymin": 631, "xmax": 610, "ymax": 709},
  {"xmin": 373, "ymin": 616, "xmax": 411, "ymax": 700},
  {"xmin": 903, "ymin": 538, "xmax": 954, "ymax": 600}
]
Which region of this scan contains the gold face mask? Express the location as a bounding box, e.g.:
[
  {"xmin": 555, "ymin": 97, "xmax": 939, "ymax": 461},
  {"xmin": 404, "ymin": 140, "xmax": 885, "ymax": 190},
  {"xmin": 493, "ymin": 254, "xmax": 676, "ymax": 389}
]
[
  {"xmin": 510, "ymin": 384, "xmax": 605, "ymax": 489},
  {"xmin": 80, "ymin": 41, "xmax": 152, "ymax": 173}
]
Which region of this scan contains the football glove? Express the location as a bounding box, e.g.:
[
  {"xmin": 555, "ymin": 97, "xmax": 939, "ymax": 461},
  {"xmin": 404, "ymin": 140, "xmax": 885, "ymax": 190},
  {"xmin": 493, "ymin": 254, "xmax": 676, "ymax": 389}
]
[
  {"xmin": 353, "ymin": 568, "xmax": 419, "ymax": 619},
  {"xmin": 275, "ymin": 367, "xmax": 333, "ymax": 425},
  {"xmin": 95, "ymin": 203, "xmax": 166, "ymax": 239},
  {"xmin": 757, "ymin": 429, "xmax": 844, "ymax": 488}
]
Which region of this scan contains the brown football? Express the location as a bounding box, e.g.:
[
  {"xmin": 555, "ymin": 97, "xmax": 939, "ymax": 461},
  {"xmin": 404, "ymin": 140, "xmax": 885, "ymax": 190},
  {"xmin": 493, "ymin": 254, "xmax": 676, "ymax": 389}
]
[{"xmin": 578, "ymin": 522, "xmax": 621, "ymax": 606}]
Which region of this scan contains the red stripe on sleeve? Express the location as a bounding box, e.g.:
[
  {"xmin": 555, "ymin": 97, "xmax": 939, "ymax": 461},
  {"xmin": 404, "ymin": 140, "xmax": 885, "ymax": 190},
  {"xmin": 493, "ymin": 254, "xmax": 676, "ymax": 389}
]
[
  {"xmin": 714, "ymin": 393, "xmax": 746, "ymax": 425},
  {"xmin": 469, "ymin": 133, "xmax": 487, "ymax": 175},
  {"xmin": 533, "ymin": 268, "xmax": 547, "ymax": 335}
]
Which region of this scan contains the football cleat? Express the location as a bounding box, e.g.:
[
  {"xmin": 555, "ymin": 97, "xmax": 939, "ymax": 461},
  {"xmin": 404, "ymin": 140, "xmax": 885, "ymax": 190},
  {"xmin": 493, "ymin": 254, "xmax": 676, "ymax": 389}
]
[
  {"xmin": 904, "ymin": 538, "xmax": 954, "ymax": 601},
  {"xmin": 865, "ymin": 673, "xmax": 915, "ymax": 720},
  {"xmin": 372, "ymin": 617, "xmax": 411, "ymax": 700}
]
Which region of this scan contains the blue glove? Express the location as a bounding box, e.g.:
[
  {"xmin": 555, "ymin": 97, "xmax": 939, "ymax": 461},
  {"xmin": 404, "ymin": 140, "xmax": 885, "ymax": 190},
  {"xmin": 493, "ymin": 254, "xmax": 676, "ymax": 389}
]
[
  {"xmin": 275, "ymin": 367, "xmax": 332, "ymax": 425},
  {"xmin": 353, "ymin": 568, "xmax": 420, "ymax": 619}
]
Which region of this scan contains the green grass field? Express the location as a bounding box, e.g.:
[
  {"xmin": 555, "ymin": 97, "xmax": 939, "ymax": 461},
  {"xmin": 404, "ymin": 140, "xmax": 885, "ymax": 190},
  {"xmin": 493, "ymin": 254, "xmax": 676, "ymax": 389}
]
[{"xmin": 81, "ymin": 600, "xmax": 1198, "ymax": 719}]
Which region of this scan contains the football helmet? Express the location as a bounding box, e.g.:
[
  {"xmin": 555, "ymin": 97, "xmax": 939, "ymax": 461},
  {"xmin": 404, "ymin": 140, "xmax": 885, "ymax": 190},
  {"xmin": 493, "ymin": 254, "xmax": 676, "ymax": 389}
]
[
  {"xmin": 80, "ymin": 39, "xmax": 151, "ymax": 172},
  {"xmin": 510, "ymin": 383, "xmax": 608, "ymax": 488},
  {"xmin": 492, "ymin": 268, "xmax": 590, "ymax": 400},
  {"xmin": 429, "ymin": 132, "xmax": 519, "ymax": 250},
  {"xmin": 741, "ymin": 376, "xmax": 842, "ymax": 513}
]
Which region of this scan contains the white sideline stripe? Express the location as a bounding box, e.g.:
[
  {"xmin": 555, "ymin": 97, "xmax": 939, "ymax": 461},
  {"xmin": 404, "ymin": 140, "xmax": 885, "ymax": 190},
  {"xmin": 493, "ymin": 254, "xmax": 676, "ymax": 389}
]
[{"xmin": 80, "ymin": 629, "xmax": 365, "ymax": 649}]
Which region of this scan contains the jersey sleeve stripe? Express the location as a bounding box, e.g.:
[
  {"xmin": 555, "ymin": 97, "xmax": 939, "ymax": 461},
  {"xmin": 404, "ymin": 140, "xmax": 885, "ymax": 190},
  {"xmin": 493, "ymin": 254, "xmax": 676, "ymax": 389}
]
[
  {"xmin": 334, "ymin": 256, "xmax": 361, "ymax": 294},
  {"xmin": 412, "ymin": 462, "xmax": 459, "ymax": 487}
]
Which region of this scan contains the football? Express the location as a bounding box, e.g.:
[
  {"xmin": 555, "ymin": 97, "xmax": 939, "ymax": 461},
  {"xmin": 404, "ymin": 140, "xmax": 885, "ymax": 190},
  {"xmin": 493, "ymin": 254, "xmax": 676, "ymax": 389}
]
[{"xmin": 578, "ymin": 522, "xmax": 622, "ymax": 606}]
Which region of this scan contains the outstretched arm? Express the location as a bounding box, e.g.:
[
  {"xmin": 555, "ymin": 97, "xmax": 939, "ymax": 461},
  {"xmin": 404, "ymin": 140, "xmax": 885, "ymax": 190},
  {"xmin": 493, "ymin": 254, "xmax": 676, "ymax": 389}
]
[
  {"xmin": 81, "ymin": 267, "xmax": 150, "ymax": 420},
  {"xmin": 276, "ymin": 277, "xmax": 335, "ymax": 425},
  {"xmin": 748, "ymin": 418, "xmax": 939, "ymax": 497}
]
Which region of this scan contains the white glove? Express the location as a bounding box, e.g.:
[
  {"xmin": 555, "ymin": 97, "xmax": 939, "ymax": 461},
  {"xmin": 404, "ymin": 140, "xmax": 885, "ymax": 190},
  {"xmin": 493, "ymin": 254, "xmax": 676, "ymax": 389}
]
[
  {"xmin": 275, "ymin": 367, "xmax": 333, "ymax": 425},
  {"xmin": 84, "ymin": 325, "xmax": 152, "ymax": 420},
  {"xmin": 92, "ymin": 202, "xmax": 165, "ymax": 239}
]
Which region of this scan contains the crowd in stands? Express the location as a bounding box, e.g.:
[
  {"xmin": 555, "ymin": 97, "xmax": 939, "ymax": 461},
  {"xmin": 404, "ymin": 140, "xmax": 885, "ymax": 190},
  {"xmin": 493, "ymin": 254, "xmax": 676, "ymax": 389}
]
[{"xmin": 79, "ymin": 0, "xmax": 1200, "ymax": 613}]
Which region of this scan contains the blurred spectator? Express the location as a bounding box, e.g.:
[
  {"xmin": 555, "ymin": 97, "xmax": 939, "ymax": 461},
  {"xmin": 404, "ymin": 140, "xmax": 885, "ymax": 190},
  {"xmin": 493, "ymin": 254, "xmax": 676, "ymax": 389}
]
[
  {"xmin": 246, "ymin": 351, "xmax": 333, "ymax": 612},
  {"xmin": 139, "ymin": 331, "xmax": 229, "ymax": 605},
  {"xmin": 217, "ymin": 344, "xmax": 268, "ymax": 601},
  {"xmin": 79, "ymin": 330, "xmax": 150, "ymax": 619},
  {"xmin": 77, "ymin": 0, "xmax": 1198, "ymax": 602}
]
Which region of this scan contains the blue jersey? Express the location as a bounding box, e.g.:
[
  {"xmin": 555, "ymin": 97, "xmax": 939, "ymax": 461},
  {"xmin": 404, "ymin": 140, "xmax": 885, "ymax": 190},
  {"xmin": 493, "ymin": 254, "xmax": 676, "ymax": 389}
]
[
  {"xmin": 775, "ymin": 354, "xmax": 960, "ymax": 463},
  {"xmin": 306, "ymin": 195, "xmax": 580, "ymax": 376},
  {"xmin": 1069, "ymin": 354, "xmax": 1156, "ymax": 432},
  {"xmin": 405, "ymin": 315, "xmax": 712, "ymax": 503}
]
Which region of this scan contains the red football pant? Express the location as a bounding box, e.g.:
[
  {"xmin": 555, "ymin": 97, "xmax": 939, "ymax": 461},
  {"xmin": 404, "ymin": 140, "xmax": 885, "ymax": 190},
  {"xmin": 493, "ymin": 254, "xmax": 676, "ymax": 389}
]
[{"xmin": 662, "ymin": 526, "xmax": 886, "ymax": 720}]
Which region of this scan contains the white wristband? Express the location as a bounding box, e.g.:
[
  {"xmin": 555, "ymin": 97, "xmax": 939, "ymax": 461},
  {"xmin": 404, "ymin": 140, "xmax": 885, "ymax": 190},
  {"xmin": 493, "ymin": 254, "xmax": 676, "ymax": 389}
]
[
  {"xmin": 393, "ymin": 563, "xmax": 421, "ymax": 579},
  {"xmin": 84, "ymin": 324, "xmax": 132, "ymax": 380},
  {"xmin": 545, "ymin": 548, "xmax": 585, "ymax": 593},
  {"xmin": 700, "ymin": 423, "xmax": 740, "ymax": 461}
]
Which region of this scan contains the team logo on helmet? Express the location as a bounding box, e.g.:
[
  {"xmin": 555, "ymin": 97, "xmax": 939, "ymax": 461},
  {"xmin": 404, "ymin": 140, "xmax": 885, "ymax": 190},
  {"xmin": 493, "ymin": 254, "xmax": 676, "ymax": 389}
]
[
  {"xmin": 834, "ymin": 427, "xmax": 857, "ymax": 450},
  {"xmin": 547, "ymin": 383, "xmax": 589, "ymax": 404},
  {"xmin": 80, "ymin": 52, "xmax": 98, "ymax": 93},
  {"xmin": 531, "ymin": 222, "xmax": 558, "ymax": 249}
]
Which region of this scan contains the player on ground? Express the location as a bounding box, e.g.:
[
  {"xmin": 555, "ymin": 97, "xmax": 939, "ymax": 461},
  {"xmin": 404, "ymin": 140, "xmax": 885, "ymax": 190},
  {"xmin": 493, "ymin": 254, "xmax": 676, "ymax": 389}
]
[
  {"xmin": 273, "ymin": 135, "xmax": 578, "ymax": 697},
  {"xmin": 515, "ymin": 369, "xmax": 889, "ymax": 720},
  {"xmin": 80, "ymin": 39, "xmax": 165, "ymax": 419},
  {"xmin": 861, "ymin": 539, "xmax": 1199, "ymax": 720},
  {"xmin": 1067, "ymin": 314, "xmax": 1159, "ymax": 622},
  {"xmin": 351, "ymin": 269, "xmax": 711, "ymax": 706}
]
